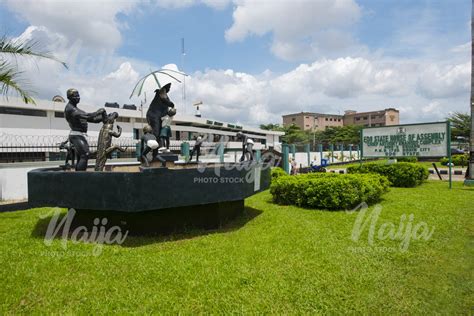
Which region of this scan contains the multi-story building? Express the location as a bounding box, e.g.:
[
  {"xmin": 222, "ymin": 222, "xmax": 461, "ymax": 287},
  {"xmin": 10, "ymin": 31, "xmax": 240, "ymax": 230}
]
[
  {"xmin": 342, "ymin": 108, "xmax": 399, "ymax": 127},
  {"xmin": 282, "ymin": 108, "xmax": 400, "ymax": 131},
  {"xmin": 282, "ymin": 112, "xmax": 343, "ymax": 131}
]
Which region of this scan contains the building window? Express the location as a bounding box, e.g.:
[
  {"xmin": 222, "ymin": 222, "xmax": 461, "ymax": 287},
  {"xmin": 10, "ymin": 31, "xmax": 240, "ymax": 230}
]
[
  {"xmin": 363, "ymin": 116, "xmax": 368, "ymax": 120},
  {"xmin": 292, "ymin": 118, "xmax": 296, "ymax": 121},
  {"xmin": 305, "ymin": 116, "xmax": 309, "ymax": 119},
  {"xmin": 133, "ymin": 128, "xmax": 140, "ymax": 140},
  {"xmin": 116, "ymin": 117, "xmax": 130, "ymax": 123},
  {"xmin": 0, "ymin": 106, "xmax": 47, "ymax": 117},
  {"xmin": 54, "ymin": 111, "xmax": 64, "ymax": 118},
  {"xmin": 355, "ymin": 117, "xmax": 360, "ymax": 121},
  {"xmin": 135, "ymin": 118, "xmax": 147, "ymax": 123},
  {"xmin": 325, "ymin": 118, "xmax": 328, "ymax": 121}
]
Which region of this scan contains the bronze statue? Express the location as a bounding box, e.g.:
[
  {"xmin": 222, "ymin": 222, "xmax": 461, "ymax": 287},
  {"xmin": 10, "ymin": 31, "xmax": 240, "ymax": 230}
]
[
  {"xmin": 146, "ymin": 83, "xmax": 175, "ymax": 159},
  {"xmin": 189, "ymin": 135, "xmax": 204, "ymax": 162},
  {"xmin": 236, "ymin": 132, "xmax": 254, "ymax": 161},
  {"xmin": 64, "ymin": 88, "xmax": 106, "ymax": 171},
  {"xmin": 59, "ymin": 139, "xmax": 75, "ymax": 169},
  {"xmin": 141, "ymin": 124, "xmax": 165, "ymax": 167},
  {"xmin": 94, "ymin": 112, "xmax": 126, "ymax": 171},
  {"xmin": 159, "ymin": 107, "xmax": 176, "ymax": 152}
]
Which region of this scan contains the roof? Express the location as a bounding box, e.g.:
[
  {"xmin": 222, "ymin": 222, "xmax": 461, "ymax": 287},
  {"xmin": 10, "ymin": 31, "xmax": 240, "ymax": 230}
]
[{"xmin": 0, "ymin": 96, "xmax": 284, "ymax": 136}]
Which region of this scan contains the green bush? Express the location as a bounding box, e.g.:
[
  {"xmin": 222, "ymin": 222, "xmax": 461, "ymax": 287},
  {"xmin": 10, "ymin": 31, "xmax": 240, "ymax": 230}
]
[
  {"xmin": 440, "ymin": 157, "xmax": 449, "ymax": 166},
  {"xmin": 397, "ymin": 156, "xmax": 418, "ymax": 163},
  {"xmin": 270, "ymin": 173, "xmax": 389, "ymax": 210},
  {"xmin": 347, "ymin": 162, "xmax": 429, "ymax": 187},
  {"xmin": 271, "ymin": 167, "xmax": 288, "ymax": 179},
  {"xmin": 440, "ymin": 154, "xmax": 468, "ymax": 167}
]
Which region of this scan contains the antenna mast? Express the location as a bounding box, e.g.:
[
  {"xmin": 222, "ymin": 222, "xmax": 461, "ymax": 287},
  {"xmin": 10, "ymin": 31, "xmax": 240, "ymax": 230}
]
[{"xmin": 181, "ymin": 38, "xmax": 186, "ymax": 114}]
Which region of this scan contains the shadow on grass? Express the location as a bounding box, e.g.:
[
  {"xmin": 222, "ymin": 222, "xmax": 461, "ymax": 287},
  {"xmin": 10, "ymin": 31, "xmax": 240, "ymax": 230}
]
[{"xmin": 30, "ymin": 206, "xmax": 263, "ymax": 248}]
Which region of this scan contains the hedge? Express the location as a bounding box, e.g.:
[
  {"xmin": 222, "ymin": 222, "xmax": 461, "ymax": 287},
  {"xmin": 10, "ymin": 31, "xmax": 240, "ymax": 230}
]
[
  {"xmin": 397, "ymin": 156, "xmax": 418, "ymax": 163},
  {"xmin": 270, "ymin": 173, "xmax": 389, "ymax": 210},
  {"xmin": 347, "ymin": 162, "xmax": 429, "ymax": 187},
  {"xmin": 440, "ymin": 154, "xmax": 469, "ymax": 167},
  {"xmin": 271, "ymin": 167, "xmax": 288, "ymax": 179}
]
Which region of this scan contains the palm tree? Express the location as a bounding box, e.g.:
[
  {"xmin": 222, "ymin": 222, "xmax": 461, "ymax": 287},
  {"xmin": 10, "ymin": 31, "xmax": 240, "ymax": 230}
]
[{"xmin": 0, "ymin": 35, "xmax": 67, "ymax": 104}]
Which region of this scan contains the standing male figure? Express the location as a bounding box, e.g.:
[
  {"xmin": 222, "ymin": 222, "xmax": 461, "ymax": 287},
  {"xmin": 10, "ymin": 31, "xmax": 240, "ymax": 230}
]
[{"xmin": 64, "ymin": 88, "xmax": 106, "ymax": 171}]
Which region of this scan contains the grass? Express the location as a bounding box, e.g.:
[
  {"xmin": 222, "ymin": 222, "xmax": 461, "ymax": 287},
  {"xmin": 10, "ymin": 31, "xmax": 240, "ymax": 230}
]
[{"xmin": 0, "ymin": 181, "xmax": 473, "ymax": 313}]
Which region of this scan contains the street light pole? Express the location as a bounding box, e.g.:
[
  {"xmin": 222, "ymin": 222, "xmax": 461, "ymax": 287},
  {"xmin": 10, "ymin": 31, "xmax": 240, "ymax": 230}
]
[{"xmin": 466, "ymin": 3, "xmax": 474, "ymax": 185}]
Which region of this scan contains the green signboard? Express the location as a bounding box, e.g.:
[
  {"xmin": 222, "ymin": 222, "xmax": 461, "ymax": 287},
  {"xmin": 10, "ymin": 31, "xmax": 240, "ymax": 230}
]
[{"xmin": 361, "ymin": 122, "xmax": 449, "ymax": 158}]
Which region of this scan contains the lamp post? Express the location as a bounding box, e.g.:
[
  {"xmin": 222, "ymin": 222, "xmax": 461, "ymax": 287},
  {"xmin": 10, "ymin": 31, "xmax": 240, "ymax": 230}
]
[{"xmin": 466, "ymin": 4, "xmax": 474, "ymax": 186}]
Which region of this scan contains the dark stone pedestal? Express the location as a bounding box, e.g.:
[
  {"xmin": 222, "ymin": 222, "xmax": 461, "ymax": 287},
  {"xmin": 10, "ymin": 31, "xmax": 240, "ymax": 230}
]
[{"xmin": 72, "ymin": 200, "xmax": 244, "ymax": 236}]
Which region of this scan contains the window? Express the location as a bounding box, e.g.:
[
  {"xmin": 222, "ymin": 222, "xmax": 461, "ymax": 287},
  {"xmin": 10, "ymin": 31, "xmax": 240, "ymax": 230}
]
[
  {"xmin": 325, "ymin": 118, "xmax": 328, "ymax": 121},
  {"xmin": 363, "ymin": 116, "xmax": 368, "ymax": 120},
  {"xmin": 329, "ymin": 118, "xmax": 333, "ymax": 121},
  {"xmin": 292, "ymin": 118, "xmax": 296, "ymax": 121},
  {"xmin": 0, "ymin": 106, "xmax": 47, "ymax": 117},
  {"xmin": 135, "ymin": 118, "xmax": 147, "ymax": 123},
  {"xmin": 305, "ymin": 116, "xmax": 309, "ymax": 119},
  {"xmin": 133, "ymin": 128, "xmax": 140, "ymax": 140},
  {"xmin": 355, "ymin": 117, "xmax": 361, "ymax": 121},
  {"xmin": 54, "ymin": 111, "xmax": 64, "ymax": 118},
  {"xmin": 116, "ymin": 117, "xmax": 130, "ymax": 123}
]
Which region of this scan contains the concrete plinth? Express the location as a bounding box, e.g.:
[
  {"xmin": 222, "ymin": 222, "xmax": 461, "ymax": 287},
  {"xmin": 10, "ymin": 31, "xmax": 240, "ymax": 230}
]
[{"xmin": 73, "ymin": 200, "xmax": 244, "ymax": 236}]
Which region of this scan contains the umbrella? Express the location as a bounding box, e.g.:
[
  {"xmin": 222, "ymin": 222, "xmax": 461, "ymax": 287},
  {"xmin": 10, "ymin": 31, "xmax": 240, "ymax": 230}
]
[{"xmin": 129, "ymin": 68, "xmax": 188, "ymax": 99}]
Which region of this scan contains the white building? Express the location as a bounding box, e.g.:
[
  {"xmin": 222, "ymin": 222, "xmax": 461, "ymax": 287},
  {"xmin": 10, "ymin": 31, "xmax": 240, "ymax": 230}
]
[{"xmin": 0, "ymin": 96, "xmax": 284, "ymax": 162}]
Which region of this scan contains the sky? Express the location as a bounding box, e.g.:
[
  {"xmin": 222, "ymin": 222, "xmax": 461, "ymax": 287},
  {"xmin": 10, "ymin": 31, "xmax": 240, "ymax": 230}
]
[{"xmin": 0, "ymin": 0, "xmax": 471, "ymax": 127}]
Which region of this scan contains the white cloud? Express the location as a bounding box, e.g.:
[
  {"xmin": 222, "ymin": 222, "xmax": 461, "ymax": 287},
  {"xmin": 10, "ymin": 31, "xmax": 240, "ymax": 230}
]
[
  {"xmin": 417, "ymin": 62, "xmax": 470, "ymax": 99},
  {"xmin": 3, "ymin": 1, "xmax": 470, "ymax": 127},
  {"xmin": 225, "ymin": 0, "xmax": 363, "ymax": 61},
  {"xmin": 4, "ymin": 0, "xmax": 139, "ymax": 51}
]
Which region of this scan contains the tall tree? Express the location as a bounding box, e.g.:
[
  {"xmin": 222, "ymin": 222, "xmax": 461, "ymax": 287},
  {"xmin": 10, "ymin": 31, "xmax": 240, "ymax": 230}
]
[
  {"xmin": 259, "ymin": 123, "xmax": 283, "ymax": 131},
  {"xmin": 446, "ymin": 112, "xmax": 471, "ymax": 140},
  {"xmin": 0, "ymin": 35, "xmax": 67, "ymax": 104}
]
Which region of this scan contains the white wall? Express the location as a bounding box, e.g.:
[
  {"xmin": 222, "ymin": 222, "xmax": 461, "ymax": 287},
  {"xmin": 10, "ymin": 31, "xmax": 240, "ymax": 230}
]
[
  {"xmin": 290, "ymin": 150, "xmax": 361, "ymax": 167},
  {"xmin": 0, "ymin": 165, "xmax": 39, "ymax": 201}
]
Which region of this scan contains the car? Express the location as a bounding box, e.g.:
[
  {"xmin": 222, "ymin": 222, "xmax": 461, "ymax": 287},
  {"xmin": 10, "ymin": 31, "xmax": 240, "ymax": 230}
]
[{"xmin": 451, "ymin": 148, "xmax": 466, "ymax": 155}]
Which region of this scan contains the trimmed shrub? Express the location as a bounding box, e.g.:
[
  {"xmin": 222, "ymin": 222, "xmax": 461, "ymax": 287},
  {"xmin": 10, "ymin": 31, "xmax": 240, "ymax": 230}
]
[
  {"xmin": 347, "ymin": 162, "xmax": 429, "ymax": 187},
  {"xmin": 397, "ymin": 156, "xmax": 418, "ymax": 163},
  {"xmin": 440, "ymin": 154, "xmax": 468, "ymax": 167},
  {"xmin": 270, "ymin": 173, "xmax": 389, "ymax": 210},
  {"xmin": 271, "ymin": 167, "xmax": 288, "ymax": 179}
]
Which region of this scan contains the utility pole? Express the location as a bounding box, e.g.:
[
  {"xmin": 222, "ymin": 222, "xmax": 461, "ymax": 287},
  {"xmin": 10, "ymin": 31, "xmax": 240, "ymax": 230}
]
[
  {"xmin": 466, "ymin": 1, "xmax": 474, "ymax": 186},
  {"xmin": 181, "ymin": 38, "xmax": 186, "ymax": 115}
]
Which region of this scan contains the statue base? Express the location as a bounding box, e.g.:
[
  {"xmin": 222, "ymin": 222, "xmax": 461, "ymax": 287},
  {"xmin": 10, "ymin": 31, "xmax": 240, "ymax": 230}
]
[
  {"xmin": 148, "ymin": 153, "xmax": 179, "ymax": 168},
  {"xmin": 71, "ymin": 200, "xmax": 244, "ymax": 236},
  {"xmin": 464, "ymin": 179, "xmax": 474, "ymax": 186}
]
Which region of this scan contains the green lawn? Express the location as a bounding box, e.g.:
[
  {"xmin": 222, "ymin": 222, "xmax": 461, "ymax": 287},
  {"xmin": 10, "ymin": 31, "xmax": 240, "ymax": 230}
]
[{"xmin": 1, "ymin": 181, "xmax": 473, "ymax": 313}]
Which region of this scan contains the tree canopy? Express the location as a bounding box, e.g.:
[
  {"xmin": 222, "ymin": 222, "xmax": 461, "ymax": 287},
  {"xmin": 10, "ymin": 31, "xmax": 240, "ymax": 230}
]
[{"xmin": 447, "ymin": 112, "xmax": 470, "ymax": 140}]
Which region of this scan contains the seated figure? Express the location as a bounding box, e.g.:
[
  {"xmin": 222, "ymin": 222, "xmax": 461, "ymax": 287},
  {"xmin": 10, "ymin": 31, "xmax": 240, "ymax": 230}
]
[{"xmin": 141, "ymin": 124, "xmax": 165, "ymax": 167}]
